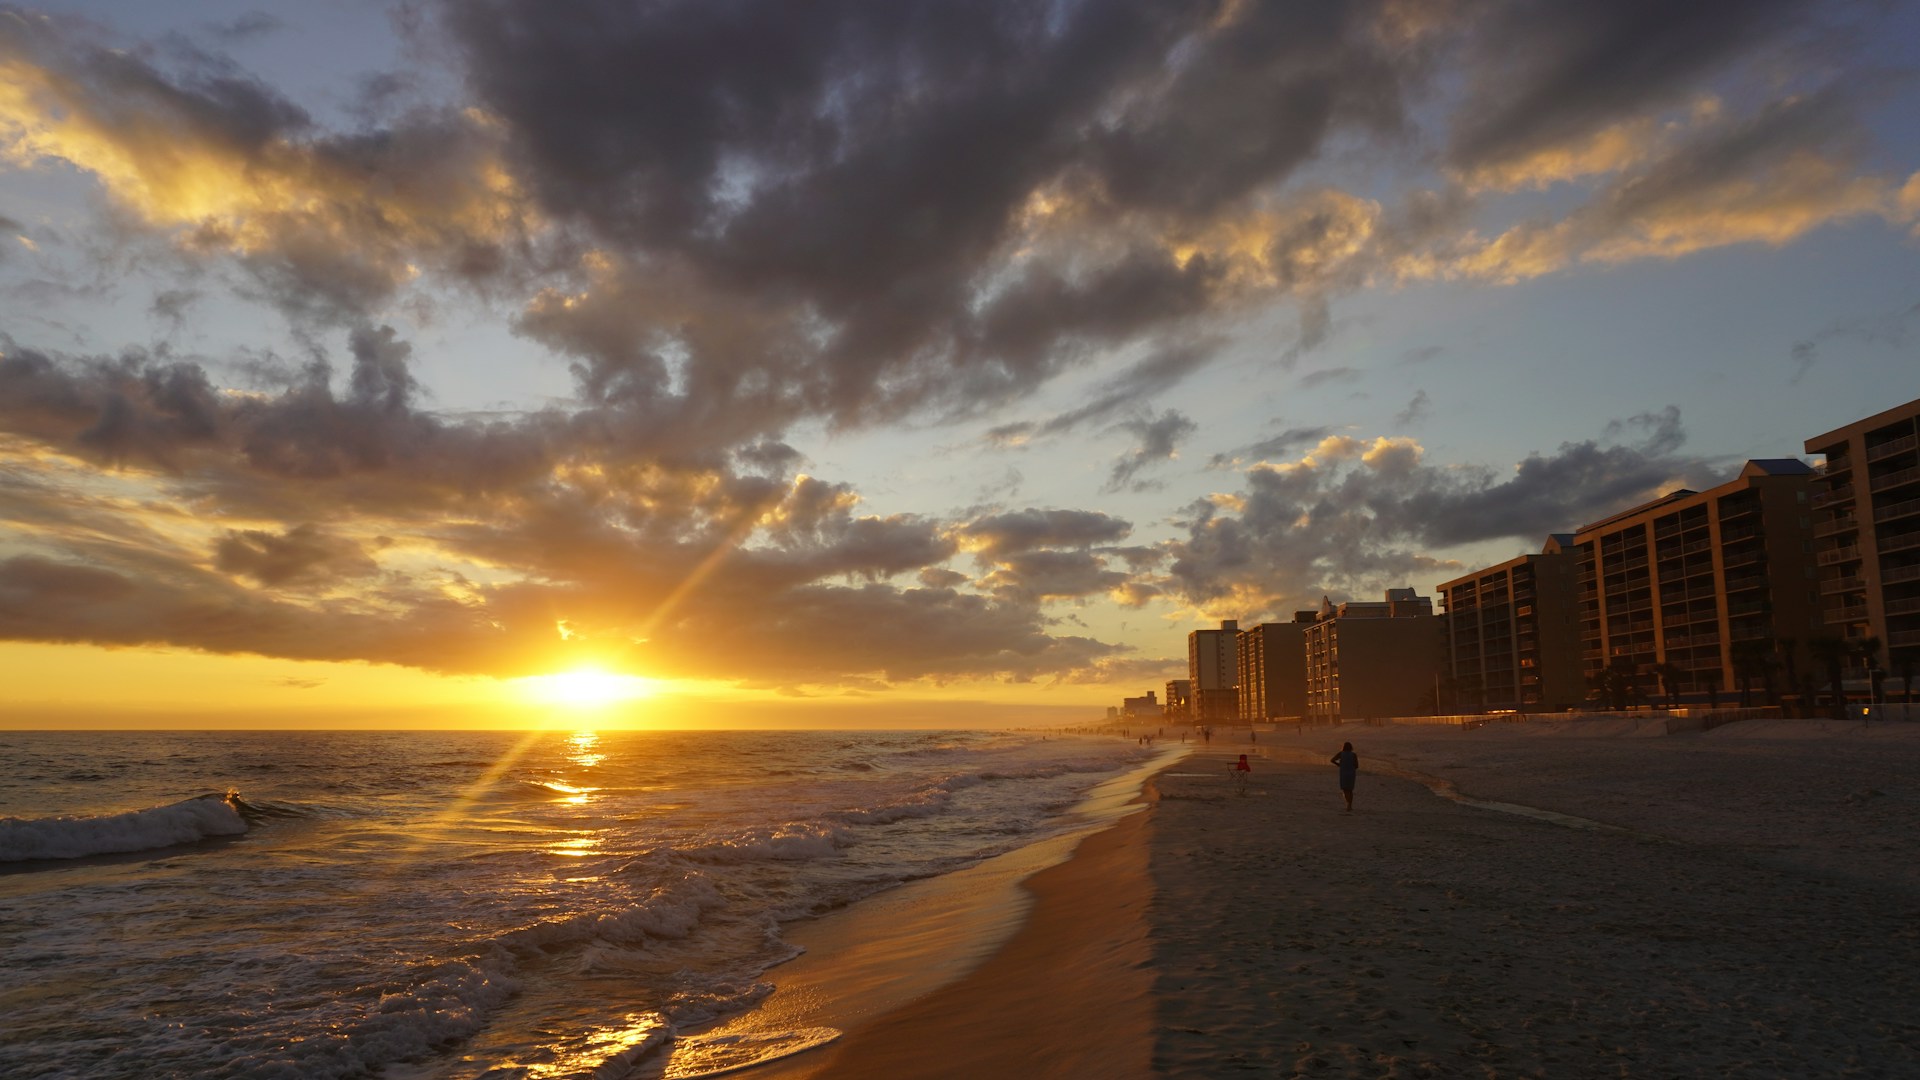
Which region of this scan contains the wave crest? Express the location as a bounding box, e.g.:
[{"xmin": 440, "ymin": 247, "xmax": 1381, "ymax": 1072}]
[{"xmin": 0, "ymin": 792, "xmax": 249, "ymax": 862}]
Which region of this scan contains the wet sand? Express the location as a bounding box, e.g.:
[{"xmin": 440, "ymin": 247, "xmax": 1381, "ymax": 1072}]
[{"xmin": 733, "ymin": 720, "xmax": 1920, "ymax": 1078}]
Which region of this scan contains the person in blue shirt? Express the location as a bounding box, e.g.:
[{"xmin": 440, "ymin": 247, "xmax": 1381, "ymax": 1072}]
[{"xmin": 1330, "ymin": 742, "xmax": 1358, "ymax": 811}]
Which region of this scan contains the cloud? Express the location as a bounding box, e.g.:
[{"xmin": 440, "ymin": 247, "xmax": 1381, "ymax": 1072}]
[
  {"xmin": 215, "ymin": 523, "xmax": 379, "ymax": 586},
  {"xmin": 1163, "ymin": 408, "xmax": 1723, "ymax": 618},
  {"xmin": 205, "ymin": 12, "xmax": 283, "ymax": 43},
  {"xmin": 1104, "ymin": 408, "xmax": 1196, "ymax": 493},
  {"xmin": 1394, "ymin": 389, "xmax": 1431, "ymax": 427},
  {"xmin": 1208, "ymin": 425, "xmax": 1336, "ymax": 470},
  {"xmin": 960, "ymin": 508, "xmax": 1132, "ymax": 557},
  {"xmin": 1446, "ymin": 0, "xmax": 1808, "ymax": 182},
  {"xmin": 1444, "ymin": 89, "xmax": 1911, "ymax": 283},
  {"xmin": 1789, "ymin": 299, "xmax": 1920, "ymax": 384},
  {"xmin": 1298, "ymin": 366, "xmax": 1361, "ymax": 390},
  {"xmin": 0, "ymin": 13, "xmax": 529, "ymax": 323},
  {"xmin": 1, "ymin": 340, "xmax": 1142, "ymax": 687}
]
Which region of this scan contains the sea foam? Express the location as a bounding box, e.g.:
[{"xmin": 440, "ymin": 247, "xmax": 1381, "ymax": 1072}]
[{"xmin": 0, "ymin": 792, "xmax": 248, "ymax": 862}]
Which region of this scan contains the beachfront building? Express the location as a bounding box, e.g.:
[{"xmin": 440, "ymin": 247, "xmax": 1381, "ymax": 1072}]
[
  {"xmin": 1805, "ymin": 396, "xmax": 1920, "ymax": 693},
  {"xmin": 1302, "ymin": 590, "xmax": 1443, "ymax": 722},
  {"xmin": 1235, "ymin": 616, "xmax": 1312, "ymax": 722},
  {"xmin": 1188, "ymin": 619, "xmax": 1240, "ymax": 722},
  {"xmin": 1436, "ymin": 537, "xmax": 1584, "ymax": 712},
  {"xmin": 1163, "ymin": 679, "xmax": 1193, "ymax": 720},
  {"xmin": 1569, "ymin": 460, "xmax": 1822, "ymax": 706},
  {"xmin": 1121, "ymin": 690, "xmax": 1159, "ymax": 718}
]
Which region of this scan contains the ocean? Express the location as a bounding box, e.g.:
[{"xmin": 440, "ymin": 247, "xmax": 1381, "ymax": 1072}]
[{"xmin": 0, "ymin": 728, "xmax": 1157, "ymax": 1079}]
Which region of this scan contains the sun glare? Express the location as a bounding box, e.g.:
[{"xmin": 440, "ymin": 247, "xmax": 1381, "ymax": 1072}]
[{"xmin": 518, "ymin": 669, "xmax": 658, "ymax": 708}]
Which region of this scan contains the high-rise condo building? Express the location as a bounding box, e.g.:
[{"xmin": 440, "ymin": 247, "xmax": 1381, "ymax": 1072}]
[
  {"xmin": 1187, "ymin": 619, "xmax": 1239, "ymax": 722},
  {"xmin": 1436, "ymin": 537, "xmax": 1584, "ymax": 711},
  {"xmin": 1302, "ymin": 590, "xmax": 1442, "ymax": 722},
  {"xmin": 1235, "ymin": 615, "xmax": 1313, "ymax": 722},
  {"xmin": 1805, "ymin": 396, "xmax": 1920, "ymax": 691},
  {"xmin": 1569, "ymin": 460, "xmax": 1821, "ymax": 704}
]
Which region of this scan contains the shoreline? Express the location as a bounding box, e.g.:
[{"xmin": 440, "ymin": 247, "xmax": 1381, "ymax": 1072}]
[
  {"xmin": 713, "ymin": 719, "xmax": 1920, "ymax": 1078},
  {"xmin": 694, "ymin": 743, "xmax": 1175, "ymax": 1079}
]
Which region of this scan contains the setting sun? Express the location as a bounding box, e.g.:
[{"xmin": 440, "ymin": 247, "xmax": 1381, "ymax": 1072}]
[{"xmin": 516, "ymin": 669, "xmax": 660, "ymax": 708}]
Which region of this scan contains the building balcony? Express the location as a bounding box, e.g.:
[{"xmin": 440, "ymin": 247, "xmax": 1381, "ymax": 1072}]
[
  {"xmin": 1819, "ymin": 575, "xmax": 1865, "ymax": 595},
  {"xmin": 1891, "ymin": 630, "xmax": 1920, "ymax": 648},
  {"xmin": 1815, "ymin": 516, "xmax": 1859, "ymax": 538},
  {"xmin": 1885, "ymin": 597, "xmax": 1920, "ymax": 618},
  {"xmin": 1723, "ymin": 549, "xmax": 1767, "ymax": 568},
  {"xmin": 1883, "ymin": 532, "xmax": 1920, "ymax": 554},
  {"xmin": 1874, "ymin": 497, "xmax": 1920, "ymax": 525},
  {"xmin": 1718, "ymin": 525, "xmax": 1765, "ymax": 544},
  {"xmin": 1824, "ymin": 605, "xmax": 1869, "ymax": 623},
  {"xmin": 1871, "ymin": 464, "xmax": 1920, "ymax": 494},
  {"xmin": 1725, "ymin": 599, "xmax": 1771, "ymax": 617},
  {"xmin": 1811, "ymin": 485, "xmax": 1855, "ymax": 508},
  {"xmin": 1818, "ymin": 546, "xmax": 1863, "ymax": 565},
  {"xmin": 1883, "ymin": 564, "xmax": 1920, "ymax": 587},
  {"xmin": 1866, "ymin": 432, "xmax": 1919, "ymax": 462}
]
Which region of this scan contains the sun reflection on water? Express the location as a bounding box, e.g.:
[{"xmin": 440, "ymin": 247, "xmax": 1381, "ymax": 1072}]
[{"xmin": 568, "ymin": 731, "xmax": 604, "ymax": 769}]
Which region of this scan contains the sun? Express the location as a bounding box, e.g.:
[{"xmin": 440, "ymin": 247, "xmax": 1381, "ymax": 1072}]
[{"xmin": 516, "ymin": 668, "xmax": 659, "ymax": 708}]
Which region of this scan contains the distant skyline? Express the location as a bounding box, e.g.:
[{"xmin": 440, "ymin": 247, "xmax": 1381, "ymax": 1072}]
[{"xmin": 2, "ymin": 1, "xmax": 1918, "ymax": 726}]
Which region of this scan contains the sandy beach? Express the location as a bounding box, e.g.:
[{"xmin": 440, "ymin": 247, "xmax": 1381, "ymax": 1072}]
[{"xmin": 734, "ymin": 719, "xmax": 1920, "ymax": 1078}]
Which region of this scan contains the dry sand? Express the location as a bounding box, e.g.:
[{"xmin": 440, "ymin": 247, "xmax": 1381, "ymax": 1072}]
[
  {"xmin": 734, "ymin": 719, "xmax": 1920, "ymax": 1078},
  {"xmin": 1155, "ymin": 720, "xmax": 1920, "ymax": 1078}
]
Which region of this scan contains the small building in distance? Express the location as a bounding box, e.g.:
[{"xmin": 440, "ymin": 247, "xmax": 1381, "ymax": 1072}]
[
  {"xmin": 1805, "ymin": 396, "xmax": 1920, "ymax": 691},
  {"xmin": 1436, "ymin": 536, "xmax": 1583, "ymax": 711},
  {"xmin": 1236, "ymin": 613, "xmax": 1314, "ymax": 722},
  {"xmin": 1163, "ymin": 679, "xmax": 1192, "ymax": 720},
  {"xmin": 1304, "ymin": 589, "xmax": 1443, "ymax": 722},
  {"xmin": 1567, "ymin": 459, "xmax": 1822, "ymax": 704},
  {"xmin": 1120, "ymin": 690, "xmax": 1159, "ymax": 718},
  {"xmin": 1188, "ymin": 618, "xmax": 1240, "ymax": 722}
]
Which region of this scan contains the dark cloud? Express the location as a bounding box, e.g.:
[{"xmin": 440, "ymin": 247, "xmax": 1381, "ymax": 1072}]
[
  {"xmin": 1789, "ymin": 298, "xmax": 1920, "ymax": 384},
  {"xmin": 981, "ymin": 548, "xmax": 1129, "ymax": 602},
  {"xmin": 0, "ymin": 339, "xmax": 1152, "ymax": 687},
  {"xmin": 1209, "ymin": 425, "xmax": 1336, "ymax": 469},
  {"xmin": 1298, "ymin": 366, "xmax": 1362, "ymax": 390},
  {"xmin": 1164, "ymin": 408, "xmax": 1723, "ymax": 617},
  {"xmin": 149, "ymin": 288, "xmax": 200, "ymax": 327},
  {"xmin": 205, "ymin": 12, "xmax": 283, "ymax": 43},
  {"xmin": 1448, "ymin": 0, "xmax": 1808, "ymax": 176},
  {"xmin": 215, "ymin": 524, "xmax": 379, "ymax": 586},
  {"xmin": 1105, "ymin": 409, "xmax": 1197, "ymax": 493},
  {"xmin": 1395, "ymin": 390, "xmax": 1431, "ymax": 427},
  {"xmin": 961, "ymin": 509, "xmax": 1133, "ymax": 557},
  {"xmin": 1401, "ymin": 344, "xmax": 1445, "ymax": 365}
]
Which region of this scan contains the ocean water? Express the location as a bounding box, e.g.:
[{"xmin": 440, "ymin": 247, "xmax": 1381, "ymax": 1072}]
[{"xmin": 0, "ymin": 728, "xmax": 1153, "ymax": 1079}]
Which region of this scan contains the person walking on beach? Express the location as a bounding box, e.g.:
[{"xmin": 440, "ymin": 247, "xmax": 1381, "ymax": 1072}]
[
  {"xmin": 1232, "ymin": 753, "xmax": 1251, "ymax": 795},
  {"xmin": 1330, "ymin": 742, "xmax": 1358, "ymax": 811}
]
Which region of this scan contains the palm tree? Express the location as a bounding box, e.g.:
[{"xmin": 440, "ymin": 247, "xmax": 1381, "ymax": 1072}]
[
  {"xmin": 1586, "ymin": 667, "xmax": 1629, "ymax": 711},
  {"xmin": 1702, "ymin": 669, "xmax": 1722, "ymax": 709},
  {"xmin": 1730, "ymin": 640, "xmax": 1769, "ymax": 708},
  {"xmin": 1851, "ymin": 636, "xmax": 1883, "ymax": 706},
  {"xmin": 1776, "ymin": 636, "xmax": 1800, "ymax": 686},
  {"xmin": 1653, "ymin": 662, "xmax": 1684, "ymax": 710},
  {"xmin": 1900, "ymin": 656, "xmax": 1916, "ymax": 705},
  {"xmin": 1807, "ymin": 636, "xmax": 1851, "ymax": 721}
]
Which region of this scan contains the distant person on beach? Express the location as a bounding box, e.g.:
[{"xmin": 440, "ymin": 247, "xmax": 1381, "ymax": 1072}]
[
  {"xmin": 1232, "ymin": 753, "xmax": 1251, "ymax": 794},
  {"xmin": 1330, "ymin": 742, "xmax": 1358, "ymax": 811}
]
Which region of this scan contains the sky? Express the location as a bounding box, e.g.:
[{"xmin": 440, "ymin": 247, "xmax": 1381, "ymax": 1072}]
[{"xmin": 2, "ymin": 0, "xmax": 1918, "ymax": 728}]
